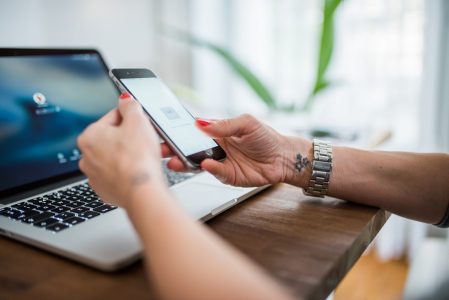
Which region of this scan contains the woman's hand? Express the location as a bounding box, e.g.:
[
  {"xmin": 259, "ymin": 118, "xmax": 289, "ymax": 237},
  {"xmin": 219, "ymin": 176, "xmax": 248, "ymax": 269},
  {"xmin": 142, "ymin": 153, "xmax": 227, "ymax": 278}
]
[
  {"xmin": 77, "ymin": 93, "xmax": 167, "ymax": 210},
  {"xmin": 165, "ymin": 114, "xmax": 312, "ymax": 187}
]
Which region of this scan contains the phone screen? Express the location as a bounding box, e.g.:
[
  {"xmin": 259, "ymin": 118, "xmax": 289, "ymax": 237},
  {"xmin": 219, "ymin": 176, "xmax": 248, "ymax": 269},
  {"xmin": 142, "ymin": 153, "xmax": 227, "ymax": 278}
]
[{"xmin": 121, "ymin": 77, "xmax": 218, "ymax": 156}]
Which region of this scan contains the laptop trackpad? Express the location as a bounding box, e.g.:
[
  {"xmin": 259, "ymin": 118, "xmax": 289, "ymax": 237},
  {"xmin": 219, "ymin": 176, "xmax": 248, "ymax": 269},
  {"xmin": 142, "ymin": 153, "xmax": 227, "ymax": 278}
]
[{"xmin": 171, "ymin": 183, "xmax": 246, "ymax": 220}]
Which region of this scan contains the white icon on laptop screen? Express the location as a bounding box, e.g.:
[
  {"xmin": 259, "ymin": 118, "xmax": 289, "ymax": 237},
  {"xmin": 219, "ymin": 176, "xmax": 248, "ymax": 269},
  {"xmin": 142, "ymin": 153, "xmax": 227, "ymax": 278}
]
[
  {"xmin": 32, "ymin": 92, "xmax": 61, "ymax": 116},
  {"xmin": 57, "ymin": 153, "xmax": 67, "ymax": 164},
  {"xmin": 33, "ymin": 92, "xmax": 47, "ymax": 107},
  {"xmin": 69, "ymin": 148, "xmax": 81, "ymax": 161}
]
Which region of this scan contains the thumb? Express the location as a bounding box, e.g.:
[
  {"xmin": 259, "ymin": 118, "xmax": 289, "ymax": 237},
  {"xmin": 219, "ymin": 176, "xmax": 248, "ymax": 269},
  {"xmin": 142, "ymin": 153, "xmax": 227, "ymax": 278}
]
[
  {"xmin": 195, "ymin": 114, "xmax": 258, "ymax": 138},
  {"xmin": 200, "ymin": 159, "xmax": 233, "ymax": 185},
  {"xmin": 118, "ymin": 92, "xmax": 145, "ymax": 126}
]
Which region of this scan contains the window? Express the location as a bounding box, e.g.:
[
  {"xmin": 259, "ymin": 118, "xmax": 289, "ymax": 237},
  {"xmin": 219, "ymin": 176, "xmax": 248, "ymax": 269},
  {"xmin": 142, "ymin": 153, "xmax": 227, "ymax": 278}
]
[{"xmin": 190, "ymin": 0, "xmax": 425, "ymax": 147}]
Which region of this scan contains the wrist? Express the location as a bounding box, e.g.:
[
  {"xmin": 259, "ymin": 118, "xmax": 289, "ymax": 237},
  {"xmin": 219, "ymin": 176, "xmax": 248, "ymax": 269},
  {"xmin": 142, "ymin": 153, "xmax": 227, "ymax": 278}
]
[
  {"xmin": 125, "ymin": 178, "xmax": 185, "ymax": 247},
  {"xmin": 281, "ymin": 136, "xmax": 313, "ymax": 188},
  {"xmin": 125, "ymin": 175, "xmax": 170, "ymax": 217}
]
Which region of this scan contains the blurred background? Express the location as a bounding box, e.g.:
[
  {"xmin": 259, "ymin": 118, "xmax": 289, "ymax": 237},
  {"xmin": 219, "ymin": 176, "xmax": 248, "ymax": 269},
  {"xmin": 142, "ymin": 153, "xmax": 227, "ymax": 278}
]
[{"xmin": 1, "ymin": 0, "xmax": 448, "ymax": 299}]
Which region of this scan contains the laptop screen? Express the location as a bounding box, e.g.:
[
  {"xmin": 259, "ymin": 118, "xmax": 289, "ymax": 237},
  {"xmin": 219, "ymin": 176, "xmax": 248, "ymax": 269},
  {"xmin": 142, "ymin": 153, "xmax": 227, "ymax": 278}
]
[{"xmin": 0, "ymin": 50, "xmax": 119, "ymax": 198}]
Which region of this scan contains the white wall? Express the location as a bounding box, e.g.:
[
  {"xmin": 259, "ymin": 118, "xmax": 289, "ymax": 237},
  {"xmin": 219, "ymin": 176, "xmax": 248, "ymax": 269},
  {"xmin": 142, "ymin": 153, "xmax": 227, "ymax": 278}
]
[
  {"xmin": 0, "ymin": 0, "xmax": 191, "ymax": 84},
  {"xmin": 420, "ymin": 0, "xmax": 449, "ymax": 152}
]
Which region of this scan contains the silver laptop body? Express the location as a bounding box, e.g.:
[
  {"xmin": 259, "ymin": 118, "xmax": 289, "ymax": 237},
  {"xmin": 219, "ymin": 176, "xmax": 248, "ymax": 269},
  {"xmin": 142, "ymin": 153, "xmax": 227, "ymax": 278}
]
[
  {"xmin": 0, "ymin": 168, "xmax": 266, "ymax": 271},
  {"xmin": 0, "ymin": 48, "xmax": 267, "ymax": 271}
]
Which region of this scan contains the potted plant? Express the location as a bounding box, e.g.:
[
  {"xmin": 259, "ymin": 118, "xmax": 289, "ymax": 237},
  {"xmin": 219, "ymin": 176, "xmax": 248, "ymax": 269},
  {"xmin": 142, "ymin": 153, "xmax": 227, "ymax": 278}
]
[{"xmin": 170, "ymin": 0, "xmax": 350, "ymax": 139}]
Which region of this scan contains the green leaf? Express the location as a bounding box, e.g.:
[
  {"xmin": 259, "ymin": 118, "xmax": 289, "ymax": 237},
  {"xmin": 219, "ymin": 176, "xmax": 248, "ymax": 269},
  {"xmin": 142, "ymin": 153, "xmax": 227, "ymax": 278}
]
[
  {"xmin": 172, "ymin": 31, "xmax": 278, "ymax": 109},
  {"xmin": 305, "ymin": 0, "xmax": 343, "ymax": 111}
]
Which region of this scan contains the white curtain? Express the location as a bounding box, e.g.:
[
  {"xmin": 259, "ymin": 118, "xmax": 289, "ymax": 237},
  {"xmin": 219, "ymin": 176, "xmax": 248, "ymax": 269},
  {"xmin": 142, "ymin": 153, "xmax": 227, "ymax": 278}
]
[
  {"xmin": 420, "ymin": 0, "xmax": 449, "ymax": 153},
  {"xmin": 376, "ymin": 0, "xmax": 449, "ymax": 261}
]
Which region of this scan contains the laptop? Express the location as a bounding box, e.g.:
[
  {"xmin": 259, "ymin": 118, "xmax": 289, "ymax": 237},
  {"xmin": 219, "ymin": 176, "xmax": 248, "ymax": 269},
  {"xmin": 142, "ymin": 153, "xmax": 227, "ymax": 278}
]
[{"xmin": 0, "ymin": 48, "xmax": 268, "ymax": 271}]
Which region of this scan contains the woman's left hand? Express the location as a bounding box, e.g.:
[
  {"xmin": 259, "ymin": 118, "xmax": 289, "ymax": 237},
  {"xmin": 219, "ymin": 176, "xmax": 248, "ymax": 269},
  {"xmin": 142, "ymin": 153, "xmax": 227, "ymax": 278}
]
[{"xmin": 77, "ymin": 93, "xmax": 166, "ymax": 210}]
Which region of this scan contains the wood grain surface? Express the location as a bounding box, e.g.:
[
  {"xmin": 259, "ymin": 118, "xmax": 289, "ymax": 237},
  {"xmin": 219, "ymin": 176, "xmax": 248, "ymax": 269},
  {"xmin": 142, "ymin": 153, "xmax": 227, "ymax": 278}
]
[{"xmin": 0, "ymin": 183, "xmax": 388, "ymax": 300}]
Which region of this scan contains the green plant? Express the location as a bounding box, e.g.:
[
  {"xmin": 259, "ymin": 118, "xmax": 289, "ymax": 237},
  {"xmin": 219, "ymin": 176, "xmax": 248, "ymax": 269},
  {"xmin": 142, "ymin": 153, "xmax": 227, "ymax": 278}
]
[
  {"xmin": 172, "ymin": 32, "xmax": 278, "ymax": 110},
  {"xmin": 304, "ymin": 0, "xmax": 343, "ymax": 111},
  {"xmin": 171, "ymin": 0, "xmax": 343, "ymax": 112}
]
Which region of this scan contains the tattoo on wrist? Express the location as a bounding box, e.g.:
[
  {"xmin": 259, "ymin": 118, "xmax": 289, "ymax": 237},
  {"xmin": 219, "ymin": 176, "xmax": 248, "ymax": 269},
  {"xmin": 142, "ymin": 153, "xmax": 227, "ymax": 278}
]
[
  {"xmin": 295, "ymin": 153, "xmax": 310, "ymax": 172},
  {"xmin": 130, "ymin": 172, "xmax": 151, "ymax": 186}
]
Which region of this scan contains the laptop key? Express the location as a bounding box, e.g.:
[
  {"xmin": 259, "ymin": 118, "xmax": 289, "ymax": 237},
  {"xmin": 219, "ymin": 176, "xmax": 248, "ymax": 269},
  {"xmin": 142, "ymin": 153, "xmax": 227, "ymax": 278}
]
[
  {"xmin": 66, "ymin": 201, "xmax": 85, "ymax": 208},
  {"xmin": 30, "ymin": 199, "xmax": 53, "ymax": 205},
  {"xmin": 93, "ymin": 204, "xmax": 117, "ymax": 214},
  {"xmin": 47, "ymin": 195, "xmax": 62, "ymax": 201},
  {"xmin": 85, "ymin": 201, "xmax": 103, "ymax": 208},
  {"xmin": 54, "ymin": 212, "xmax": 75, "ymax": 221},
  {"xmin": 2, "ymin": 209, "xmax": 24, "ymax": 220},
  {"xmin": 28, "ymin": 199, "xmax": 41, "ymax": 205},
  {"xmin": 82, "ymin": 196, "xmax": 98, "ymax": 202},
  {"xmin": 60, "ymin": 190, "xmax": 74, "ymax": 196},
  {"xmin": 12, "ymin": 203, "xmax": 29, "ymax": 210},
  {"xmin": 19, "ymin": 209, "xmax": 41, "ymax": 219},
  {"xmin": 36, "ymin": 204, "xmax": 56, "ymax": 211},
  {"xmin": 53, "ymin": 200, "xmax": 71, "ymax": 206},
  {"xmin": 26, "ymin": 203, "xmax": 40, "ymax": 210},
  {"xmin": 64, "ymin": 217, "xmax": 85, "ymax": 226},
  {"xmin": 70, "ymin": 206, "xmax": 89, "ymax": 214},
  {"xmin": 34, "ymin": 217, "xmax": 59, "ymax": 228},
  {"xmin": 51, "ymin": 206, "xmax": 71, "ymax": 213},
  {"xmin": 14, "ymin": 203, "xmax": 39, "ymax": 211},
  {"xmin": 22, "ymin": 212, "xmax": 55, "ymax": 224},
  {"xmin": 60, "ymin": 195, "xmax": 73, "ymax": 201},
  {"xmin": 78, "ymin": 211, "xmax": 100, "ymax": 219},
  {"xmin": 0, "ymin": 207, "xmax": 11, "ymax": 216},
  {"xmin": 46, "ymin": 222, "xmax": 69, "ymax": 233}
]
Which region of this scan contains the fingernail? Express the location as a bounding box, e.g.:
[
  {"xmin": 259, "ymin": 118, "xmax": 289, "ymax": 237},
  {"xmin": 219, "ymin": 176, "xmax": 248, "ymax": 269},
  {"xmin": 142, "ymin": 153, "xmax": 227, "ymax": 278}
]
[
  {"xmin": 196, "ymin": 118, "xmax": 212, "ymax": 126},
  {"xmin": 119, "ymin": 92, "xmax": 131, "ymax": 100}
]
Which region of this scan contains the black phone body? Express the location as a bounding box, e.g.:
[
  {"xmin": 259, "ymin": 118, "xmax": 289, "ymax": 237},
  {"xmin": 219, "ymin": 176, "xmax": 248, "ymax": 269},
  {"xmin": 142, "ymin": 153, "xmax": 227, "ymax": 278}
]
[{"xmin": 110, "ymin": 68, "xmax": 226, "ymax": 170}]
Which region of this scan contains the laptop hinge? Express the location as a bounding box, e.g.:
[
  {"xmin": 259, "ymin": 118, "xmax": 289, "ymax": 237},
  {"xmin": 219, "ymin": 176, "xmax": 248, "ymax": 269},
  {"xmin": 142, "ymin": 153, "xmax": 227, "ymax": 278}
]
[{"xmin": 0, "ymin": 175, "xmax": 86, "ymax": 205}]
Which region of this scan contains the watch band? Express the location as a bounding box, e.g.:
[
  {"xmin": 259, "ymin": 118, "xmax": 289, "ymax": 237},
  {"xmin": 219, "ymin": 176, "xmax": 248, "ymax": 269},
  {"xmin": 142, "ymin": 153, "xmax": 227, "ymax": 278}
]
[{"xmin": 303, "ymin": 139, "xmax": 333, "ymax": 197}]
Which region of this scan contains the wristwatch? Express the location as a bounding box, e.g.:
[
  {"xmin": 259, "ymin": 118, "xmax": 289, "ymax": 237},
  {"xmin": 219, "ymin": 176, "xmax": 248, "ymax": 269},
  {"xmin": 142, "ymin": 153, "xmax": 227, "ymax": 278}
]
[{"xmin": 303, "ymin": 139, "xmax": 333, "ymax": 197}]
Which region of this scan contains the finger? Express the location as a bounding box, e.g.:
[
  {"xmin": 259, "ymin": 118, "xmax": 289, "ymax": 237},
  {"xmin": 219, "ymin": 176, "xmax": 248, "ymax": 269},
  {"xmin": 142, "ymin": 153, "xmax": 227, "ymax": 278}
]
[
  {"xmin": 79, "ymin": 157, "xmax": 100, "ymax": 182},
  {"xmin": 96, "ymin": 108, "xmax": 121, "ymax": 126},
  {"xmin": 77, "ymin": 123, "xmax": 98, "ymax": 152},
  {"xmin": 78, "ymin": 120, "xmax": 117, "ymax": 157},
  {"xmin": 166, "ymin": 157, "xmax": 188, "ymax": 172},
  {"xmin": 200, "ymin": 159, "xmax": 231, "ymax": 184},
  {"xmin": 78, "ymin": 158, "xmax": 89, "ymax": 176},
  {"xmin": 195, "ymin": 114, "xmax": 259, "ymax": 138},
  {"xmin": 161, "ymin": 143, "xmax": 176, "ymax": 158},
  {"xmin": 117, "ymin": 92, "xmax": 146, "ymax": 127}
]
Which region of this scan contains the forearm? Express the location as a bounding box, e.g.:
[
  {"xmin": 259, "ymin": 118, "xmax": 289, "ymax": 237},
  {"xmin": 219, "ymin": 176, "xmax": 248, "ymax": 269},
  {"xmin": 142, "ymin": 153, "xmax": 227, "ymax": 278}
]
[
  {"xmin": 127, "ymin": 182, "xmax": 292, "ymax": 300},
  {"xmin": 330, "ymin": 148, "xmax": 449, "ymax": 223},
  {"xmin": 283, "ymin": 137, "xmax": 449, "ymax": 224}
]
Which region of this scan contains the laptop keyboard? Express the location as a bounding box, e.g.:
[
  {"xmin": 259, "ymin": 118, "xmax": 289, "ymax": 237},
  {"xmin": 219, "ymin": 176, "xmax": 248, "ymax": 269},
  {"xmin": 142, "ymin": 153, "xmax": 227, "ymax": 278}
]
[
  {"xmin": 162, "ymin": 161, "xmax": 195, "ymax": 186},
  {"xmin": 0, "ymin": 183, "xmax": 116, "ymax": 233},
  {"xmin": 0, "ymin": 163, "xmax": 194, "ymax": 234}
]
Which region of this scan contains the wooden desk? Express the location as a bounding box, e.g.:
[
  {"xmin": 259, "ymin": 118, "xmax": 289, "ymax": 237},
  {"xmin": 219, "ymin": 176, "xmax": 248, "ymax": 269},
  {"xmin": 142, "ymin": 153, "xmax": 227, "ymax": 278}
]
[{"xmin": 0, "ymin": 184, "xmax": 388, "ymax": 300}]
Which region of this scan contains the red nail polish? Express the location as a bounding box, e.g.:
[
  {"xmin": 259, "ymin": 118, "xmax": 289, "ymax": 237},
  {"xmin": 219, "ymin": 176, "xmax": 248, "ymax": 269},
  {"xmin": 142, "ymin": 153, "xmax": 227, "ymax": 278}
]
[
  {"xmin": 119, "ymin": 92, "xmax": 131, "ymax": 100},
  {"xmin": 196, "ymin": 118, "xmax": 211, "ymax": 126}
]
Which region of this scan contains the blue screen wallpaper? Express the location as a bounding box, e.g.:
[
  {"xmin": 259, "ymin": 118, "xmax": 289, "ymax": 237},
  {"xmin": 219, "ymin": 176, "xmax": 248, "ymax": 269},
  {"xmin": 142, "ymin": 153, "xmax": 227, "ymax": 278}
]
[{"xmin": 0, "ymin": 53, "xmax": 119, "ymax": 193}]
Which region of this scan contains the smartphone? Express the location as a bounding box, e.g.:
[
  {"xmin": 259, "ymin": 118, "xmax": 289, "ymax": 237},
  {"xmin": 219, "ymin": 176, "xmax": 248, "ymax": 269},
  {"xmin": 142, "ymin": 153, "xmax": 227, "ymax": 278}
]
[{"xmin": 110, "ymin": 68, "xmax": 226, "ymax": 170}]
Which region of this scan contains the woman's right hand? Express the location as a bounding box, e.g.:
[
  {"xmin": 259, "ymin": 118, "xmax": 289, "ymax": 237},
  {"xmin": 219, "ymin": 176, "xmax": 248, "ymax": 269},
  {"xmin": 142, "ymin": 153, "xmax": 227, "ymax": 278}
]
[{"xmin": 164, "ymin": 114, "xmax": 311, "ymax": 187}]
